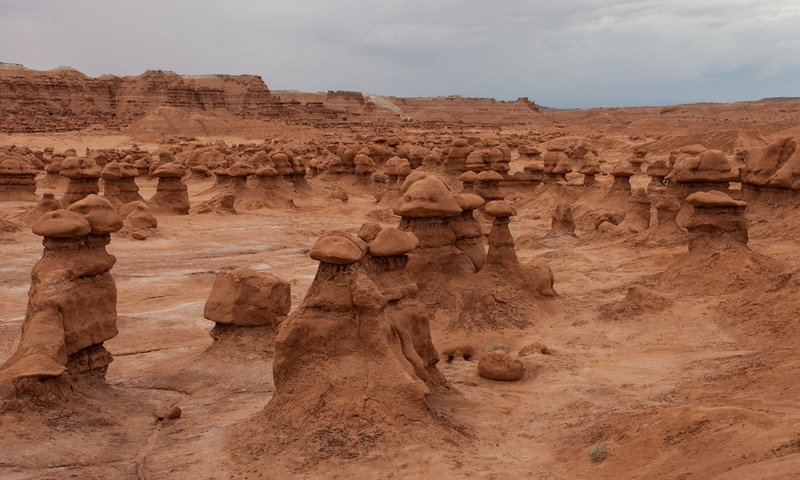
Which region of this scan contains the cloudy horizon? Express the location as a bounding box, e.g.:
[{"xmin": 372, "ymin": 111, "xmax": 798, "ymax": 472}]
[{"xmin": 1, "ymin": 0, "xmax": 799, "ymax": 109}]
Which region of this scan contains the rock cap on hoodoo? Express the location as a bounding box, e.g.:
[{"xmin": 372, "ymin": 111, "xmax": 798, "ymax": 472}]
[
  {"xmin": 368, "ymin": 227, "xmax": 418, "ymax": 257},
  {"xmin": 485, "ymin": 200, "xmax": 516, "ymax": 218},
  {"xmin": 647, "ymin": 159, "xmax": 669, "ymax": 177},
  {"xmin": 67, "ymin": 194, "xmax": 123, "ymax": 233},
  {"xmin": 478, "ymin": 170, "xmax": 504, "ymax": 182},
  {"xmin": 454, "ymin": 193, "xmax": 485, "ymax": 211},
  {"xmin": 611, "ymin": 161, "xmax": 636, "ymax": 177},
  {"xmin": 101, "ymin": 160, "xmax": 139, "ymax": 180},
  {"xmin": 31, "ymin": 209, "xmax": 91, "ymax": 238},
  {"xmin": 228, "ymin": 161, "xmax": 255, "ymax": 177},
  {"xmin": 686, "ymin": 190, "xmax": 746, "ymax": 208},
  {"xmin": 674, "ymin": 149, "xmax": 739, "ymax": 183},
  {"xmin": 458, "ymin": 171, "xmax": 479, "ymax": 183},
  {"xmin": 0, "ymin": 157, "xmax": 36, "ymax": 174},
  {"xmin": 60, "ymin": 156, "xmax": 101, "ymax": 178},
  {"xmin": 309, "ymin": 231, "xmax": 366, "ymax": 264},
  {"xmin": 394, "ymin": 175, "xmax": 462, "ymax": 218},
  {"xmin": 153, "ymin": 162, "xmax": 185, "ymax": 178}
]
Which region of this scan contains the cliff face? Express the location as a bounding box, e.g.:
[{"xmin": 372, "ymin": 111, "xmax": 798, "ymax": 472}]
[
  {"xmin": 0, "ymin": 63, "xmax": 543, "ymax": 133},
  {"xmin": 274, "ymin": 90, "xmax": 543, "ymax": 124},
  {"xmin": 0, "ymin": 65, "xmax": 282, "ymax": 132}
]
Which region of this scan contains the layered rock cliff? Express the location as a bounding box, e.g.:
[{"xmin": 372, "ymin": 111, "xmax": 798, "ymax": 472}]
[{"xmin": 0, "ymin": 64, "xmax": 283, "ymax": 132}]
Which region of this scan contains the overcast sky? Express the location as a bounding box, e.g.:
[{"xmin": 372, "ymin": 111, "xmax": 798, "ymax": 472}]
[{"xmin": 1, "ymin": 0, "xmax": 799, "ymax": 108}]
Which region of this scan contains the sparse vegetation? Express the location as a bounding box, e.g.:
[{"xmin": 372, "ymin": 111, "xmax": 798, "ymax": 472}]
[{"xmin": 589, "ymin": 441, "xmax": 607, "ymax": 463}]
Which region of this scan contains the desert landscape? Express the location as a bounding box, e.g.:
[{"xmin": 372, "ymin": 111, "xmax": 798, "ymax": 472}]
[{"xmin": 1, "ymin": 52, "xmax": 800, "ymax": 480}]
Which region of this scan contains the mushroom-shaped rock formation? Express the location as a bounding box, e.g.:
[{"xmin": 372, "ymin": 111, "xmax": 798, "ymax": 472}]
[
  {"xmin": 67, "ymin": 195, "xmax": 123, "ymax": 234},
  {"xmin": 309, "ymin": 231, "xmax": 367, "ymax": 264},
  {"xmin": 458, "ymin": 171, "xmax": 479, "ymax": 194},
  {"xmin": 451, "ymin": 193, "xmax": 487, "ymax": 272},
  {"xmin": 0, "ymin": 156, "xmax": 38, "ymax": 202},
  {"xmin": 367, "ymin": 227, "xmax": 419, "ymax": 258},
  {"xmin": 672, "ymin": 149, "xmax": 739, "ymax": 199},
  {"xmin": 361, "ymin": 226, "xmax": 447, "ymax": 389},
  {"xmin": 640, "ymin": 193, "xmax": 684, "ymax": 246},
  {"xmin": 101, "ymin": 160, "xmax": 143, "ymax": 206},
  {"xmin": 741, "ymin": 137, "xmax": 800, "ymax": 192},
  {"xmin": 384, "ymin": 156, "xmax": 401, "ymax": 185},
  {"xmin": 271, "ymin": 152, "xmax": 294, "ymax": 177},
  {"xmin": 255, "ymin": 165, "xmax": 283, "ymax": 189},
  {"xmin": 395, "ymin": 175, "xmax": 461, "ymax": 218},
  {"xmin": 233, "ymin": 230, "xmax": 448, "ymax": 460},
  {"xmin": 59, "ymin": 156, "xmax": 102, "ymax": 206},
  {"xmin": 465, "ymin": 150, "xmax": 487, "ymax": 173},
  {"xmin": 523, "ymin": 163, "xmax": 544, "ymax": 184},
  {"xmin": 610, "ymin": 160, "xmax": 636, "ymax": 191},
  {"xmin": 394, "ymin": 174, "xmax": 473, "ymax": 316},
  {"xmin": 685, "ymin": 191, "xmax": 748, "ymax": 250},
  {"xmin": 455, "ymin": 200, "xmax": 556, "ymax": 330},
  {"xmin": 542, "ymin": 148, "xmax": 571, "ymax": 183},
  {"xmin": 133, "ymin": 157, "xmax": 151, "ymax": 177},
  {"xmin": 444, "ymin": 138, "xmax": 472, "ymax": 173},
  {"xmin": 203, "ymin": 267, "xmax": 291, "ymax": 355},
  {"xmin": 656, "ymin": 190, "xmax": 782, "ymax": 293},
  {"xmin": 353, "ymin": 150, "xmax": 376, "ymax": 184},
  {"xmin": 119, "ymin": 201, "xmax": 158, "ymax": 240},
  {"xmin": 41, "ymin": 154, "xmax": 66, "ymax": 188},
  {"xmin": 212, "ymin": 167, "xmax": 233, "ymax": 189},
  {"xmin": 227, "ymin": 161, "xmax": 255, "ymax": 191},
  {"xmin": 476, "ymin": 170, "xmax": 504, "ymax": 202},
  {"xmin": 646, "ymin": 159, "xmax": 670, "ymax": 190},
  {"xmin": 578, "ymin": 157, "xmax": 601, "ymax": 187},
  {"xmin": 150, "ymin": 162, "xmax": 189, "ymax": 215},
  {"xmin": 25, "ymin": 192, "xmax": 62, "ymax": 225},
  {"xmin": 0, "ymin": 200, "xmax": 123, "ymax": 386}
]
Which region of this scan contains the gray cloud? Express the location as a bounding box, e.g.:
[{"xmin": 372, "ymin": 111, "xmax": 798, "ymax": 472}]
[{"xmin": 1, "ymin": 0, "xmax": 798, "ymax": 107}]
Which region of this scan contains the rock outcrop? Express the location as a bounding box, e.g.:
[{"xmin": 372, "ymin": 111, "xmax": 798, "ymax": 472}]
[
  {"xmin": 59, "ymin": 156, "xmax": 101, "ymax": 206},
  {"xmin": 236, "ymin": 231, "xmax": 444, "ymax": 459},
  {"xmin": 0, "ymin": 195, "xmax": 123, "ymax": 386},
  {"xmin": 0, "ymin": 66, "xmax": 280, "ymax": 133},
  {"xmin": 203, "ymin": 267, "xmax": 291, "ymax": 355},
  {"xmin": 150, "ymin": 162, "xmax": 190, "ymax": 215},
  {"xmin": 0, "ymin": 156, "xmax": 38, "ymax": 201}
]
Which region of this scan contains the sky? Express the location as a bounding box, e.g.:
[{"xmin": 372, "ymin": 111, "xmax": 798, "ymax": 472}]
[{"xmin": 1, "ymin": 0, "xmax": 799, "ymax": 108}]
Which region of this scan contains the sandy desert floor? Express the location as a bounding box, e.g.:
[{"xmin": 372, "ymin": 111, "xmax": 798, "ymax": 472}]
[{"xmin": 2, "ymin": 138, "xmax": 799, "ymax": 480}]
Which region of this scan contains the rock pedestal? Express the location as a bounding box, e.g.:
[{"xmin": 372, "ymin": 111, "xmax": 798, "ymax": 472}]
[
  {"xmin": 150, "ymin": 162, "xmax": 189, "ymax": 215},
  {"xmin": 0, "ymin": 195, "xmax": 123, "ymax": 385}
]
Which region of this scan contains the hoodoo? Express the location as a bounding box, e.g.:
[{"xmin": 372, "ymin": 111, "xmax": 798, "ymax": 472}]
[
  {"xmin": 394, "ymin": 173, "xmax": 474, "ymax": 314},
  {"xmin": 0, "ymin": 195, "xmax": 123, "ymax": 386},
  {"xmin": 741, "ymin": 137, "xmax": 800, "ymax": 193},
  {"xmin": 150, "ymin": 162, "xmax": 190, "ymax": 215},
  {"xmin": 101, "ymin": 160, "xmax": 143, "ymax": 206},
  {"xmin": 232, "ymin": 230, "xmax": 446, "ymax": 462},
  {"xmin": 203, "ymin": 267, "xmax": 291, "ymax": 355},
  {"xmin": 0, "ymin": 155, "xmax": 38, "ymax": 201},
  {"xmin": 451, "ymin": 193, "xmax": 488, "ymax": 271},
  {"xmin": 610, "ymin": 160, "xmax": 635, "ymax": 192},
  {"xmin": 671, "ymin": 149, "xmax": 739, "ymax": 199},
  {"xmin": 59, "ymin": 156, "xmax": 102, "ymax": 206},
  {"xmin": 455, "ymin": 200, "xmax": 556, "ymax": 330}
]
